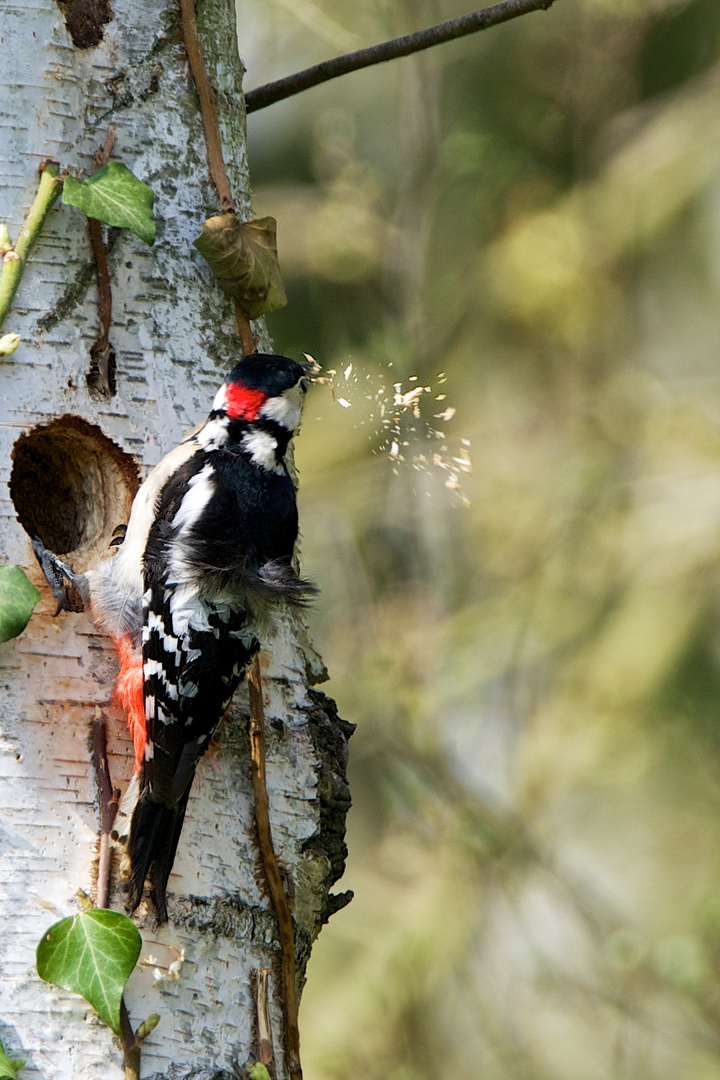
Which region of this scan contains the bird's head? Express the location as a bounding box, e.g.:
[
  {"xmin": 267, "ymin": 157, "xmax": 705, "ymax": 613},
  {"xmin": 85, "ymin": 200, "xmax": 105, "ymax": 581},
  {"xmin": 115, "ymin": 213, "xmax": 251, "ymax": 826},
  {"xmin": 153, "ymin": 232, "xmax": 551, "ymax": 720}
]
[
  {"xmin": 198, "ymin": 353, "xmax": 314, "ymax": 469},
  {"xmin": 211, "ymin": 353, "xmax": 311, "ymax": 433}
]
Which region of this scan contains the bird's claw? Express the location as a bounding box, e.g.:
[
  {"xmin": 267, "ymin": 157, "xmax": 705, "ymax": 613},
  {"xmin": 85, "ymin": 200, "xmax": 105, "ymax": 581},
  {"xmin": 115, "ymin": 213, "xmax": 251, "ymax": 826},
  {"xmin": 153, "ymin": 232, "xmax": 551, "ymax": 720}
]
[
  {"xmin": 31, "ymin": 535, "xmax": 69, "ymax": 614},
  {"xmin": 31, "ymin": 535, "xmax": 88, "ymax": 614},
  {"xmin": 109, "ymin": 523, "xmax": 127, "ymax": 548}
]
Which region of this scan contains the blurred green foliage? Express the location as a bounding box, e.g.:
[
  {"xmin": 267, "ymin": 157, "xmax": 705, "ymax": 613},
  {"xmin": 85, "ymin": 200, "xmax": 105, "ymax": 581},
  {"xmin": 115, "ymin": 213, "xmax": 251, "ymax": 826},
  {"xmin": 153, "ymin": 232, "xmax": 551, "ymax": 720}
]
[{"xmin": 241, "ymin": 1, "xmax": 720, "ymax": 1076}]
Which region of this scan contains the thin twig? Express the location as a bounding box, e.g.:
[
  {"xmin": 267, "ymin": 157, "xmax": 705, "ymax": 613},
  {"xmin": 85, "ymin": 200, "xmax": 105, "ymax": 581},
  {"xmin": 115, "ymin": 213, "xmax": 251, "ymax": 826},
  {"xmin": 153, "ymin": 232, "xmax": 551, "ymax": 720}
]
[
  {"xmin": 88, "ymin": 219, "xmax": 112, "ymax": 336},
  {"xmin": 119, "ymin": 997, "xmax": 141, "ymax": 1080},
  {"xmin": 245, "ymin": 0, "xmax": 557, "ymax": 113},
  {"xmin": 87, "ymin": 130, "xmax": 117, "ymax": 397},
  {"xmin": 254, "ymin": 967, "xmax": 276, "ymax": 1071},
  {"xmin": 87, "ymin": 218, "xmax": 116, "ymax": 395},
  {"xmin": 234, "ymin": 301, "xmax": 256, "ymax": 356},
  {"xmin": 179, "ymin": 0, "xmax": 235, "ymax": 213},
  {"xmin": 248, "ymin": 655, "xmax": 302, "ymax": 1080},
  {"xmin": 91, "ymin": 714, "xmax": 120, "ymax": 909},
  {"xmin": 0, "ymin": 161, "xmax": 62, "ymax": 331}
]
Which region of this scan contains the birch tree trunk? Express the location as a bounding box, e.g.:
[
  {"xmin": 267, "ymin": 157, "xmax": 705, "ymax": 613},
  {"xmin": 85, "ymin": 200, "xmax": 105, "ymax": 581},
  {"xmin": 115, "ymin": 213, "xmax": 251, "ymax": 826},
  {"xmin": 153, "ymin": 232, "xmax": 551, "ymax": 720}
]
[{"xmin": 0, "ymin": 1, "xmax": 351, "ymax": 1076}]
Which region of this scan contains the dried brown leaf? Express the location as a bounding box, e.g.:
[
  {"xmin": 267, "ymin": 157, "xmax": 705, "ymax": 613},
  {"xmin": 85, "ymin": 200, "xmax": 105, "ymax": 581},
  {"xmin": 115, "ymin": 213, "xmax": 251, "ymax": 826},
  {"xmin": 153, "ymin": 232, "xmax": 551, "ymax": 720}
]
[{"xmin": 194, "ymin": 214, "xmax": 287, "ymax": 318}]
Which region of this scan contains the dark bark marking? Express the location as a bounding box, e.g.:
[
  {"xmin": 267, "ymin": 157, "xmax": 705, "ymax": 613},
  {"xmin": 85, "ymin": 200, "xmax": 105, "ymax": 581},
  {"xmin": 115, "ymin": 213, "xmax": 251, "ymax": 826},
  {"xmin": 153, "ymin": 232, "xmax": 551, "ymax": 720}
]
[
  {"xmin": 55, "ymin": 0, "xmax": 114, "ymax": 49},
  {"xmin": 302, "ymin": 689, "xmax": 355, "ymax": 926}
]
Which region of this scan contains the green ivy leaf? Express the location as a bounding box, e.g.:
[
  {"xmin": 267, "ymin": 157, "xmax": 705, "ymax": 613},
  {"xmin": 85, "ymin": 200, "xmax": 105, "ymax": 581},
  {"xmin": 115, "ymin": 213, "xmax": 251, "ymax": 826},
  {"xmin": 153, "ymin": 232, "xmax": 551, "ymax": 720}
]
[
  {"xmin": 36, "ymin": 909, "xmax": 142, "ymax": 1035},
  {"xmin": 194, "ymin": 214, "xmax": 287, "ymax": 318},
  {"xmin": 0, "ymin": 1036, "xmax": 25, "ymax": 1079},
  {"xmin": 0, "ymin": 565, "xmax": 40, "ymax": 642},
  {"xmin": 62, "ymin": 162, "xmax": 156, "ymax": 245}
]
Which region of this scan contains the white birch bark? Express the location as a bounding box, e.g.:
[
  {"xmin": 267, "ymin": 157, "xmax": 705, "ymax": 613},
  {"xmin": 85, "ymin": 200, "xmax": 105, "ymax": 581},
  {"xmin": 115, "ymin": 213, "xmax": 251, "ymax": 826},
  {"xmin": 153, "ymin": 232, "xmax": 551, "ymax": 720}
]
[{"xmin": 0, "ymin": 1, "xmax": 352, "ymax": 1076}]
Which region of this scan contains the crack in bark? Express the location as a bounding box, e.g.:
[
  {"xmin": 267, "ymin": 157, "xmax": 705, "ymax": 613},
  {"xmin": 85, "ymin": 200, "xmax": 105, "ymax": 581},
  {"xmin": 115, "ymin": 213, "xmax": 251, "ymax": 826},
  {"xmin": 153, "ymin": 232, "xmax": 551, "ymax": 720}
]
[
  {"xmin": 36, "ymin": 228, "xmax": 121, "ymax": 333},
  {"xmin": 36, "ymin": 260, "xmax": 96, "ymax": 331},
  {"xmin": 145, "ymin": 1067, "xmax": 235, "ymax": 1080},
  {"xmin": 165, "ymin": 893, "xmax": 302, "ymax": 946},
  {"xmin": 301, "ymin": 689, "xmax": 355, "ymax": 927},
  {"xmin": 89, "ymin": 27, "xmax": 176, "ymax": 130}
]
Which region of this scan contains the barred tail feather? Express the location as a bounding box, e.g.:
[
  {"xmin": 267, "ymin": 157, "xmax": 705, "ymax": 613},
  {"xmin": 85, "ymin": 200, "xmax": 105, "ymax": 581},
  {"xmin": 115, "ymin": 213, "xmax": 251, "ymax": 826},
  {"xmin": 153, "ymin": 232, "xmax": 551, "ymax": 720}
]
[
  {"xmin": 125, "ymin": 789, "xmax": 191, "ymax": 922},
  {"xmin": 149, "ymin": 793, "xmax": 191, "ymax": 923},
  {"xmin": 125, "ymin": 794, "xmax": 165, "ymax": 914}
]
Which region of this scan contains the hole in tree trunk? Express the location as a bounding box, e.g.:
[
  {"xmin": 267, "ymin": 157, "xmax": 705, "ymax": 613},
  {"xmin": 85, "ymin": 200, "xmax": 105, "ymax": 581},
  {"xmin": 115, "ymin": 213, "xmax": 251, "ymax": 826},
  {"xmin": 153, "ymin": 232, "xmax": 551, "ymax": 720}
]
[{"xmin": 10, "ymin": 416, "xmax": 140, "ymax": 570}]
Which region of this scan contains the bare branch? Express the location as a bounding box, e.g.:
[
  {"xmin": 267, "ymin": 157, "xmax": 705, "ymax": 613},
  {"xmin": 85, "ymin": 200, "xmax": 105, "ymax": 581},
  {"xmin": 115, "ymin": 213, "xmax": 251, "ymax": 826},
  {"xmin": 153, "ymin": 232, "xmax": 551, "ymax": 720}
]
[{"xmin": 245, "ymin": 0, "xmax": 558, "ymax": 114}]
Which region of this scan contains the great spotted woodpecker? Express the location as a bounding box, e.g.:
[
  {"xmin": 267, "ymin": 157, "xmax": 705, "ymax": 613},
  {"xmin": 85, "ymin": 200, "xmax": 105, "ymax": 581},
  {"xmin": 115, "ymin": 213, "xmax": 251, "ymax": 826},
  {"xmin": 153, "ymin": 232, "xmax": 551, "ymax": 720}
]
[{"xmin": 33, "ymin": 353, "xmax": 314, "ymax": 922}]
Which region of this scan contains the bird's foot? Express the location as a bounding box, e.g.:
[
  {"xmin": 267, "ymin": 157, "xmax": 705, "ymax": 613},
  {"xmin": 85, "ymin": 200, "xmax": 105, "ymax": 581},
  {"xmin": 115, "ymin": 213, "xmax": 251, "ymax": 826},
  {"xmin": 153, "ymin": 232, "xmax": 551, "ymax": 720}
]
[
  {"xmin": 109, "ymin": 523, "xmax": 127, "ymax": 548},
  {"xmin": 31, "ymin": 536, "xmax": 89, "ymax": 614}
]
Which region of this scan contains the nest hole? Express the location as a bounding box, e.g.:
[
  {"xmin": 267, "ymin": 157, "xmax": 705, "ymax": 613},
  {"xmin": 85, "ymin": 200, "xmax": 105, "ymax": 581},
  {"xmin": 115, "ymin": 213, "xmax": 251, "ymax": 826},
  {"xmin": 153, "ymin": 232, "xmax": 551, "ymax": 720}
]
[{"xmin": 10, "ymin": 416, "xmax": 140, "ymax": 567}]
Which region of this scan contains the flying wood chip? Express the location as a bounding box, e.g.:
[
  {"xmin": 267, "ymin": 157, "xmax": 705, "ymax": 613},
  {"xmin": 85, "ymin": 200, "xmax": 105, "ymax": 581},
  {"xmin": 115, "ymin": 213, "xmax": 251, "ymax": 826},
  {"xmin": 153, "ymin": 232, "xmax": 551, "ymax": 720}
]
[{"xmin": 193, "ymin": 214, "xmax": 287, "ymax": 319}]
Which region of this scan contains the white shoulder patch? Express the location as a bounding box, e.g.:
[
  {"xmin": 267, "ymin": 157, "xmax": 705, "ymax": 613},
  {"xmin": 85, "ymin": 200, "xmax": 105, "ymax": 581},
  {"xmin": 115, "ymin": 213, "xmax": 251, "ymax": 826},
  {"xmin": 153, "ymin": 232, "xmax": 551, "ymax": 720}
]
[
  {"xmin": 197, "ymin": 416, "xmax": 230, "ymax": 450},
  {"xmin": 172, "ymin": 463, "xmax": 215, "ymax": 532},
  {"xmin": 241, "ymin": 429, "xmax": 283, "ymax": 473}
]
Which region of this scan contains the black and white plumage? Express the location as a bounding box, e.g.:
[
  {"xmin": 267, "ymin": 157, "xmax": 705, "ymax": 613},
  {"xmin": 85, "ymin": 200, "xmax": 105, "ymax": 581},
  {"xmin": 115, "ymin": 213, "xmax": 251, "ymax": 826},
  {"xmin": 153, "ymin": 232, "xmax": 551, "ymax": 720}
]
[{"xmin": 35, "ymin": 353, "xmax": 313, "ymax": 922}]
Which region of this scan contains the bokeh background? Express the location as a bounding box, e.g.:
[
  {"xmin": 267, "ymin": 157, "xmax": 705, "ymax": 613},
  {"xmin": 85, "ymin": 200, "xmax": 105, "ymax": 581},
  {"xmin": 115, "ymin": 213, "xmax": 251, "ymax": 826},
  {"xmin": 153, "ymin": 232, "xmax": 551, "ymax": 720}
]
[{"xmin": 240, "ymin": 2, "xmax": 720, "ymax": 1077}]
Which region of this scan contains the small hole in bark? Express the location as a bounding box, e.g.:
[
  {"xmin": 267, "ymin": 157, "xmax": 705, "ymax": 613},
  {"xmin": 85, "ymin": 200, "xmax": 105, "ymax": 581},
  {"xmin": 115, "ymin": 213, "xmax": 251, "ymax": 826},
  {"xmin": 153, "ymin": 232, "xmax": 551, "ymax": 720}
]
[
  {"xmin": 10, "ymin": 416, "xmax": 139, "ymax": 568},
  {"xmin": 55, "ymin": 0, "xmax": 113, "ymax": 49}
]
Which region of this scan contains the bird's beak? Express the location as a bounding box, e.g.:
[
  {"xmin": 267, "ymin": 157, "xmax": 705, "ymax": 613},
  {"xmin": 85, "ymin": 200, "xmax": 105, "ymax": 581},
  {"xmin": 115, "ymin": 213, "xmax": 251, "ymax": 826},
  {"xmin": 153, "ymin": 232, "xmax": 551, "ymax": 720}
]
[{"xmin": 300, "ymin": 356, "xmax": 321, "ymax": 376}]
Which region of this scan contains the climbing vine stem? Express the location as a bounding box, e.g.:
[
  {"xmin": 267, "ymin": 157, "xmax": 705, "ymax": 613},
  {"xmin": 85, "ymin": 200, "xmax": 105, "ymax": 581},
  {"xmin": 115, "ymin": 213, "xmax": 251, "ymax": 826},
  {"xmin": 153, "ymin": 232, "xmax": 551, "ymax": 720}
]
[
  {"xmin": 248, "ymin": 655, "xmax": 302, "ymax": 1080},
  {"xmin": 86, "ymin": 130, "xmax": 118, "ymax": 397},
  {"xmin": 234, "ymin": 302, "xmax": 256, "ymax": 356},
  {"xmin": 0, "ymin": 161, "xmax": 62, "ymax": 332},
  {"xmin": 179, "ymin": 0, "xmax": 235, "ymax": 213}
]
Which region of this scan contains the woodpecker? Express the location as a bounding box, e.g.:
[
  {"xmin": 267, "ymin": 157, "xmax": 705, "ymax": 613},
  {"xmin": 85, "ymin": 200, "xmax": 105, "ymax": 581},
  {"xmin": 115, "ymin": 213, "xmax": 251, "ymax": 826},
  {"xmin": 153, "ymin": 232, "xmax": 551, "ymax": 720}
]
[{"xmin": 33, "ymin": 353, "xmax": 314, "ymax": 922}]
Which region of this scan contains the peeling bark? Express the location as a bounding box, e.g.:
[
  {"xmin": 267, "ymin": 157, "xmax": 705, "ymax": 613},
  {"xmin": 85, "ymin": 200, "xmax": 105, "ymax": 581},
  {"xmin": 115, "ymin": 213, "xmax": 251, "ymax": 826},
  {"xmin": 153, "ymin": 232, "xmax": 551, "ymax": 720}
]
[{"xmin": 0, "ymin": 1, "xmax": 350, "ymax": 1076}]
